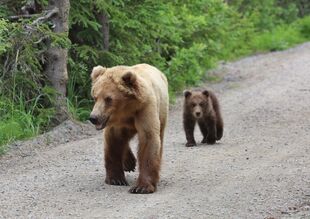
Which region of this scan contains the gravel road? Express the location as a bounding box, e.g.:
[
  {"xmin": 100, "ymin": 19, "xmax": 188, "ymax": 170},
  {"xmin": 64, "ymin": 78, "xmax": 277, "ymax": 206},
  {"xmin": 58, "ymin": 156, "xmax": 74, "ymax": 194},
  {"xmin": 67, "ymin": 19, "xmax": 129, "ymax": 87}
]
[{"xmin": 1, "ymin": 43, "xmax": 310, "ymax": 218}]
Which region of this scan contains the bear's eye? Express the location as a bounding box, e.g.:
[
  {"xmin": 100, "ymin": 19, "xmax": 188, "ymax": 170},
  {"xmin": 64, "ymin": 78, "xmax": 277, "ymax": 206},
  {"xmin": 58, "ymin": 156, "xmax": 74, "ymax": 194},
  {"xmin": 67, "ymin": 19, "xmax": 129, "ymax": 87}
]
[
  {"xmin": 105, "ymin": 96, "xmax": 112, "ymax": 104},
  {"xmin": 191, "ymin": 103, "xmax": 197, "ymax": 107},
  {"xmin": 93, "ymin": 96, "xmax": 98, "ymax": 102},
  {"xmin": 199, "ymin": 103, "xmax": 204, "ymax": 107}
]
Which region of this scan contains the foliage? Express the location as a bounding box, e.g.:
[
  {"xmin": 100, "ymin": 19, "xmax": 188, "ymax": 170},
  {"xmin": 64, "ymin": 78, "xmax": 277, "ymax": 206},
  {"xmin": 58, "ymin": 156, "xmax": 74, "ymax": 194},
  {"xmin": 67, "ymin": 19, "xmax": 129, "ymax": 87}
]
[
  {"xmin": 0, "ymin": 0, "xmax": 309, "ymax": 150},
  {"xmin": 69, "ymin": 0, "xmax": 253, "ymax": 96},
  {"xmin": 231, "ymin": 15, "xmax": 310, "ymax": 56},
  {"xmin": 248, "ymin": 16, "xmax": 310, "ymax": 52},
  {"xmin": 0, "ymin": 7, "xmax": 66, "ymax": 151},
  {"xmin": 0, "ymin": 95, "xmax": 55, "ymax": 153},
  {"xmin": 229, "ymin": 0, "xmax": 299, "ymax": 30}
]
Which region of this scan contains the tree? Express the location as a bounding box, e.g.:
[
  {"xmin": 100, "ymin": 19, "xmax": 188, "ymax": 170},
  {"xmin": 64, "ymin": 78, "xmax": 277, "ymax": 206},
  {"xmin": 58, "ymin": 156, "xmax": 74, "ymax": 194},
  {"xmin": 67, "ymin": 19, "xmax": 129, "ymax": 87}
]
[{"xmin": 45, "ymin": 0, "xmax": 70, "ymax": 124}]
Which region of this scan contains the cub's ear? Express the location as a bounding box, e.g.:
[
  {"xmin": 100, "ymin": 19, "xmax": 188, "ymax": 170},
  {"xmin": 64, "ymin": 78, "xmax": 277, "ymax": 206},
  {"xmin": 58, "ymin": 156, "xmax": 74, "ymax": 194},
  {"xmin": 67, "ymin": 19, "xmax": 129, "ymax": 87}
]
[
  {"xmin": 202, "ymin": 90, "xmax": 209, "ymax": 97},
  {"xmin": 183, "ymin": 90, "xmax": 192, "ymax": 98},
  {"xmin": 91, "ymin": 65, "xmax": 106, "ymax": 82},
  {"xmin": 122, "ymin": 71, "xmax": 136, "ymax": 87}
]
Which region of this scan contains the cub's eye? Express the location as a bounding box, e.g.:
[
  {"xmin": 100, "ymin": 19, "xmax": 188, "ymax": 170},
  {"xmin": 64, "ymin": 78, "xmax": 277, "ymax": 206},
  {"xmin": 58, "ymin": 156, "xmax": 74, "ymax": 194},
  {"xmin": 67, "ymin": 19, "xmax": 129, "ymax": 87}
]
[
  {"xmin": 199, "ymin": 103, "xmax": 204, "ymax": 107},
  {"xmin": 105, "ymin": 96, "xmax": 112, "ymax": 104},
  {"xmin": 93, "ymin": 97, "xmax": 98, "ymax": 102},
  {"xmin": 191, "ymin": 103, "xmax": 197, "ymax": 107}
]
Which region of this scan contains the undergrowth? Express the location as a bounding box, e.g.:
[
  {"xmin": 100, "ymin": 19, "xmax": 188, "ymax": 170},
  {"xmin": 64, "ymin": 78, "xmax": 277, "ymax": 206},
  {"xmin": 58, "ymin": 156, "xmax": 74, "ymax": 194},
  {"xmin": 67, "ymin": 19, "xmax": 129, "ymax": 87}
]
[{"xmin": 0, "ymin": 0, "xmax": 309, "ymax": 154}]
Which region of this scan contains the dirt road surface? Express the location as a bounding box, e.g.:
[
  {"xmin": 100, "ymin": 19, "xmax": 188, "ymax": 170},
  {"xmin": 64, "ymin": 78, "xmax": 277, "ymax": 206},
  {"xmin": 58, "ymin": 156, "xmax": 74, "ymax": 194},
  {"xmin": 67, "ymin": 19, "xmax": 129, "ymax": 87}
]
[{"xmin": 1, "ymin": 43, "xmax": 310, "ymax": 218}]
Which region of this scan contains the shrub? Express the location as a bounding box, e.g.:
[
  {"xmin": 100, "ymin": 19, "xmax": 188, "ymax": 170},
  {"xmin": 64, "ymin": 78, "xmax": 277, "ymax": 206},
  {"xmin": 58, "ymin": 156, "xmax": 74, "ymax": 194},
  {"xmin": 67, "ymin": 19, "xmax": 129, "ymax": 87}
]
[{"xmin": 0, "ymin": 0, "xmax": 309, "ymax": 149}]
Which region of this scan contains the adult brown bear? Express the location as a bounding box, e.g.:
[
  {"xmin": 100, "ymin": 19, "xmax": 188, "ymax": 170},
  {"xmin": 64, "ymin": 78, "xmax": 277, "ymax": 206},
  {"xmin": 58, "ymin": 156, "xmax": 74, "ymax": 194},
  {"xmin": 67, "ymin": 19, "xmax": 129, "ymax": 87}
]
[{"xmin": 89, "ymin": 64, "xmax": 169, "ymax": 194}]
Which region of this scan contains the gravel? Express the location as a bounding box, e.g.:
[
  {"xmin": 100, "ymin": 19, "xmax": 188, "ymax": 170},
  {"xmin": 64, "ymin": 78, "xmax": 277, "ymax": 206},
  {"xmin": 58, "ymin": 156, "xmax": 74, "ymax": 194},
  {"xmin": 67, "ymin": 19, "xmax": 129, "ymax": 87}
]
[{"xmin": 1, "ymin": 43, "xmax": 310, "ymax": 218}]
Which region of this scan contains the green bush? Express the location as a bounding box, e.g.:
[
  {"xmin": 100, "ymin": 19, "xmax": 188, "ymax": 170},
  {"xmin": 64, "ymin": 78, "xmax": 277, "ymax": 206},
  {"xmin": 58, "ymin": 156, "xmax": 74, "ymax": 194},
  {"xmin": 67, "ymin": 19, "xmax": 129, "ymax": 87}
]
[
  {"xmin": 248, "ymin": 16, "xmax": 310, "ymax": 52},
  {"xmin": 0, "ymin": 0, "xmax": 309, "ymax": 150},
  {"xmin": 298, "ymin": 16, "xmax": 310, "ymax": 37}
]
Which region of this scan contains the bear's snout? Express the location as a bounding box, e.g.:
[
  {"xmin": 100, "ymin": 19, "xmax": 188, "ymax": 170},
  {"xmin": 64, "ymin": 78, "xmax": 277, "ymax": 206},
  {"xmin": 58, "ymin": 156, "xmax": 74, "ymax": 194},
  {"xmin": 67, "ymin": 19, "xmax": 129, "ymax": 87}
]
[
  {"xmin": 89, "ymin": 114, "xmax": 109, "ymax": 130},
  {"xmin": 89, "ymin": 115, "xmax": 99, "ymax": 125},
  {"xmin": 193, "ymin": 109, "xmax": 202, "ymax": 119}
]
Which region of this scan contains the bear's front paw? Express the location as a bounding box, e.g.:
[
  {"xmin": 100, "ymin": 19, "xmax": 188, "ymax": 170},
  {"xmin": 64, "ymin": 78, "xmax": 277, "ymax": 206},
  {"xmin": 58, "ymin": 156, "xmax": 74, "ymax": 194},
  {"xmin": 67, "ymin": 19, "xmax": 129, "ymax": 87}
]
[
  {"xmin": 105, "ymin": 176, "xmax": 128, "ymax": 186},
  {"xmin": 185, "ymin": 141, "xmax": 197, "ymax": 147},
  {"xmin": 206, "ymin": 137, "xmax": 216, "ymax": 145},
  {"xmin": 201, "ymin": 137, "xmax": 208, "ymax": 144},
  {"xmin": 129, "ymin": 183, "xmax": 155, "ymax": 194}
]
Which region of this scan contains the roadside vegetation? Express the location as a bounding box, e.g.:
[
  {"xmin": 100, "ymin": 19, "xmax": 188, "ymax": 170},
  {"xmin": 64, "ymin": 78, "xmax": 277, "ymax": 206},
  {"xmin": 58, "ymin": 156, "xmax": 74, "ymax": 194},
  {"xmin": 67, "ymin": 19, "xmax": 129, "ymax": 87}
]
[{"xmin": 0, "ymin": 0, "xmax": 309, "ymax": 153}]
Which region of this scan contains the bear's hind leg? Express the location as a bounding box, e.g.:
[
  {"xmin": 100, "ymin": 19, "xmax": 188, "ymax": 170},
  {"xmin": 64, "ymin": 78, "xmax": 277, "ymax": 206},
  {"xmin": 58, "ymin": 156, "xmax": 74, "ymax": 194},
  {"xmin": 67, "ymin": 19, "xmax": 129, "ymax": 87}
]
[
  {"xmin": 104, "ymin": 127, "xmax": 133, "ymax": 186},
  {"xmin": 159, "ymin": 116, "xmax": 167, "ymax": 159},
  {"xmin": 216, "ymin": 117, "xmax": 224, "ymax": 140},
  {"xmin": 123, "ymin": 147, "xmax": 136, "ymax": 172}
]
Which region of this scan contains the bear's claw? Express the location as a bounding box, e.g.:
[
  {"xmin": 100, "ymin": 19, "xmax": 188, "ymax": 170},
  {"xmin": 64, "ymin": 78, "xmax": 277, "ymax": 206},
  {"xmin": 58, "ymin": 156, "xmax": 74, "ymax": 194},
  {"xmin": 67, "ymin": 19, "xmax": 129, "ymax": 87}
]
[
  {"xmin": 185, "ymin": 142, "xmax": 197, "ymax": 147},
  {"xmin": 129, "ymin": 185, "xmax": 155, "ymax": 194},
  {"xmin": 105, "ymin": 177, "xmax": 128, "ymax": 186},
  {"xmin": 123, "ymin": 158, "xmax": 136, "ymax": 172}
]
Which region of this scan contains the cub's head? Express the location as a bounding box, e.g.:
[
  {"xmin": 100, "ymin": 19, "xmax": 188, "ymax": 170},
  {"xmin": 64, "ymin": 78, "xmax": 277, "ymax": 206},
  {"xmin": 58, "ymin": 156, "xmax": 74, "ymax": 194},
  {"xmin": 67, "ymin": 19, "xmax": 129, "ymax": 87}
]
[
  {"xmin": 183, "ymin": 89, "xmax": 210, "ymax": 119},
  {"xmin": 89, "ymin": 65, "xmax": 138, "ymax": 130}
]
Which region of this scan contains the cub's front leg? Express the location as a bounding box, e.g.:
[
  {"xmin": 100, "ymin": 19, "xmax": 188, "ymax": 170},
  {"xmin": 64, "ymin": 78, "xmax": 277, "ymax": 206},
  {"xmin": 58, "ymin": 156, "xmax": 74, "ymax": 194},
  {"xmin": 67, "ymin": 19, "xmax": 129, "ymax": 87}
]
[
  {"xmin": 183, "ymin": 115, "xmax": 197, "ymax": 147},
  {"xmin": 206, "ymin": 117, "xmax": 217, "ymax": 144}
]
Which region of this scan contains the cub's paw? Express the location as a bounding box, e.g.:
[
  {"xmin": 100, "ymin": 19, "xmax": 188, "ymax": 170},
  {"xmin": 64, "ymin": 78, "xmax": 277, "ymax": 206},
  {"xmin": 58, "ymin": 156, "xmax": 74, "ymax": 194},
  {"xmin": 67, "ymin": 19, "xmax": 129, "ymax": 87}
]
[
  {"xmin": 185, "ymin": 141, "xmax": 197, "ymax": 147},
  {"xmin": 129, "ymin": 184, "xmax": 155, "ymax": 194},
  {"xmin": 201, "ymin": 137, "xmax": 208, "ymax": 144},
  {"xmin": 206, "ymin": 137, "xmax": 216, "ymax": 145},
  {"xmin": 105, "ymin": 176, "xmax": 128, "ymax": 186}
]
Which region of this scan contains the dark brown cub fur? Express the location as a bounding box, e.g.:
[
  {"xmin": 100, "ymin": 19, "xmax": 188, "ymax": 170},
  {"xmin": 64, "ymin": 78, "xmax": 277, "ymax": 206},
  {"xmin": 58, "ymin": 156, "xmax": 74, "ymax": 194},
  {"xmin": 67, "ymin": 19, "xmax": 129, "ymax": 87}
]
[{"xmin": 183, "ymin": 89, "xmax": 223, "ymax": 146}]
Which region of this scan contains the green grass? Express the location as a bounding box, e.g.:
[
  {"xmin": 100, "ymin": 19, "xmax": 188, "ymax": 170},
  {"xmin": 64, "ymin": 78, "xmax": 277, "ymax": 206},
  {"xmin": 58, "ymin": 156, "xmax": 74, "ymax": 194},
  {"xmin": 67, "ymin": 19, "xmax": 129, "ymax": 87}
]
[
  {"xmin": 248, "ymin": 16, "xmax": 310, "ymax": 53},
  {"xmin": 0, "ymin": 94, "xmax": 55, "ymax": 154},
  {"xmin": 0, "ymin": 98, "xmax": 38, "ymax": 154}
]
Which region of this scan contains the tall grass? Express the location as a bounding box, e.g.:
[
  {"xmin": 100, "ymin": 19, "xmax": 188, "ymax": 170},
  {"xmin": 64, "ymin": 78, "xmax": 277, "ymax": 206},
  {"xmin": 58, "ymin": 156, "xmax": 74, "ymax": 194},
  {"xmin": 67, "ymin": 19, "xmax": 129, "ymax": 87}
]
[
  {"xmin": 0, "ymin": 96, "xmax": 41, "ymax": 154},
  {"xmin": 66, "ymin": 58, "xmax": 92, "ymax": 121},
  {"xmin": 0, "ymin": 89, "xmax": 55, "ymax": 154}
]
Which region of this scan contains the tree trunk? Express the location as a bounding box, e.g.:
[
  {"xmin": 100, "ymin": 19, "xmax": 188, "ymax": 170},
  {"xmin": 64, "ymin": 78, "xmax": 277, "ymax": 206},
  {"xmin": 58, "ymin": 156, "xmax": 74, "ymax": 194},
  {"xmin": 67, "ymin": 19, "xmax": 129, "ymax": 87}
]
[
  {"xmin": 45, "ymin": 0, "xmax": 70, "ymax": 124},
  {"xmin": 96, "ymin": 11, "xmax": 110, "ymax": 51}
]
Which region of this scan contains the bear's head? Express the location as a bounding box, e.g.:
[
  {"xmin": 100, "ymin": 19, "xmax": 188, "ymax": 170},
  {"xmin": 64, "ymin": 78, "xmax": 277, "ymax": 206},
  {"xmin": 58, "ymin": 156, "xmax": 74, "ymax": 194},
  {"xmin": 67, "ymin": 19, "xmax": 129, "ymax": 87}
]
[
  {"xmin": 89, "ymin": 65, "xmax": 140, "ymax": 130},
  {"xmin": 183, "ymin": 89, "xmax": 210, "ymax": 119}
]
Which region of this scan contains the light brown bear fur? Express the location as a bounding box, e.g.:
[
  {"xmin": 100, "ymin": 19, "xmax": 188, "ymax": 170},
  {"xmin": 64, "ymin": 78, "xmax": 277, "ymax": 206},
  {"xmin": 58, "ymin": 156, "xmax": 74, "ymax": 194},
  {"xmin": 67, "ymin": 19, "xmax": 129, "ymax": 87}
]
[{"xmin": 90, "ymin": 64, "xmax": 169, "ymax": 194}]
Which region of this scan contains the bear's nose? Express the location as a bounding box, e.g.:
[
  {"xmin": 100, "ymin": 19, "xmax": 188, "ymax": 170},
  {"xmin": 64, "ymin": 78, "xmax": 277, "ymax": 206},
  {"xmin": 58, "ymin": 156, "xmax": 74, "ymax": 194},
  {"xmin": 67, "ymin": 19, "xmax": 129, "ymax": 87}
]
[
  {"xmin": 196, "ymin": 112, "xmax": 201, "ymax": 117},
  {"xmin": 89, "ymin": 115, "xmax": 99, "ymax": 125}
]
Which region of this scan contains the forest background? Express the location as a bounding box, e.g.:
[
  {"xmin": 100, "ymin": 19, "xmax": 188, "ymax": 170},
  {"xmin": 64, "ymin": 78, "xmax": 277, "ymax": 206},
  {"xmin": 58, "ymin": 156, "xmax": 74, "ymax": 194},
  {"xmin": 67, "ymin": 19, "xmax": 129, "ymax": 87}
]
[{"xmin": 0, "ymin": 0, "xmax": 309, "ymax": 153}]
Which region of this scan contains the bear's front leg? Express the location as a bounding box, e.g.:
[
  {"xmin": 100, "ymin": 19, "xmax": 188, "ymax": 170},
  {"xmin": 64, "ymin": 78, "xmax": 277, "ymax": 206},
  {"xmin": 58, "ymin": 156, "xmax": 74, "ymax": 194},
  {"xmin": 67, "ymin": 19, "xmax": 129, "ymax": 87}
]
[
  {"xmin": 129, "ymin": 136, "xmax": 161, "ymax": 194},
  {"xmin": 104, "ymin": 127, "xmax": 130, "ymax": 186},
  {"xmin": 129, "ymin": 108, "xmax": 161, "ymax": 194},
  {"xmin": 198, "ymin": 120, "xmax": 209, "ymax": 144},
  {"xmin": 183, "ymin": 115, "xmax": 197, "ymax": 147},
  {"xmin": 206, "ymin": 118, "xmax": 217, "ymax": 144}
]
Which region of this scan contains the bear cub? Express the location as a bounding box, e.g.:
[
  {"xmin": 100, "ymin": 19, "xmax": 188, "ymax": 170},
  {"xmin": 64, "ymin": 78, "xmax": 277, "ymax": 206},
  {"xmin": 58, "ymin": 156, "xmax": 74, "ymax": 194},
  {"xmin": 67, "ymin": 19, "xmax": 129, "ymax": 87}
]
[{"xmin": 183, "ymin": 89, "xmax": 223, "ymax": 146}]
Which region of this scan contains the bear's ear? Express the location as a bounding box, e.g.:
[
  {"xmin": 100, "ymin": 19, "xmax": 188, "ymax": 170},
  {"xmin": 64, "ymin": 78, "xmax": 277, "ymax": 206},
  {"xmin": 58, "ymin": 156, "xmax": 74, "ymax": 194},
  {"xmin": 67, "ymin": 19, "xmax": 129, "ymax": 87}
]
[
  {"xmin": 183, "ymin": 90, "xmax": 192, "ymax": 98},
  {"xmin": 91, "ymin": 65, "xmax": 106, "ymax": 82},
  {"xmin": 202, "ymin": 90, "xmax": 209, "ymax": 97},
  {"xmin": 122, "ymin": 71, "xmax": 136, "ymax": 87}
]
